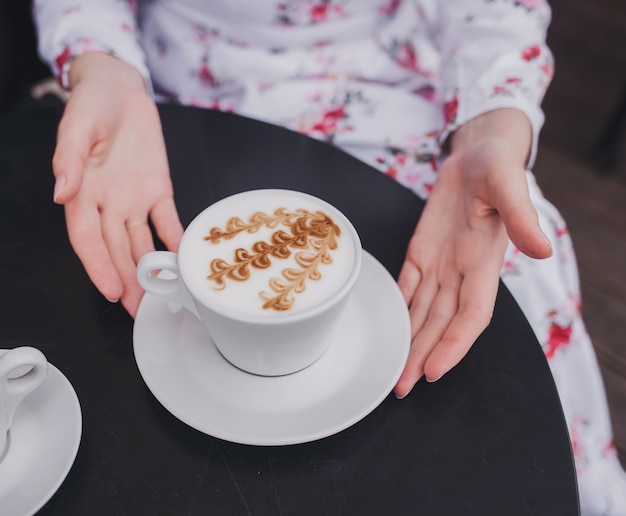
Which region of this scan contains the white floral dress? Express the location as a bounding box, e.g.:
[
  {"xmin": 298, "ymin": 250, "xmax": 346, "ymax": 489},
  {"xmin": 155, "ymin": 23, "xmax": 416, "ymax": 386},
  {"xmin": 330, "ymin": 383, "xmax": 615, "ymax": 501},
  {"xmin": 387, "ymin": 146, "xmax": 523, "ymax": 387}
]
[{"xmin": 33, "ymin": 0, "xmax": 626, "ymax": 512}]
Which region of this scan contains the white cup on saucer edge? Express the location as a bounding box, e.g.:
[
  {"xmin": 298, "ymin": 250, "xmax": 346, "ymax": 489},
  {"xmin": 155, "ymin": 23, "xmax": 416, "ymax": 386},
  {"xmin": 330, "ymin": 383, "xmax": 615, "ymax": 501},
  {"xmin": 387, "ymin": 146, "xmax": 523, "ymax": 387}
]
[
  {"xmin": 0, "ymin": 346, "xmax": 48, "ymax": 463},
  {"xmin": 137, "ymin": 189, "xmax": 363, "ymax": 377}
]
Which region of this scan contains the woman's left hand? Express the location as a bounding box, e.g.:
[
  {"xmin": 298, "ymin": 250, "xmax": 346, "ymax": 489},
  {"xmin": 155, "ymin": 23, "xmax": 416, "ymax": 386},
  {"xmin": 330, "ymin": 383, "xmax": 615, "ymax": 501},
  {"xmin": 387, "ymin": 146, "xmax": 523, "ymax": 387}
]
[{"xmin": 394, "ymin": 109, "xmax": 553, "ymax": 398}]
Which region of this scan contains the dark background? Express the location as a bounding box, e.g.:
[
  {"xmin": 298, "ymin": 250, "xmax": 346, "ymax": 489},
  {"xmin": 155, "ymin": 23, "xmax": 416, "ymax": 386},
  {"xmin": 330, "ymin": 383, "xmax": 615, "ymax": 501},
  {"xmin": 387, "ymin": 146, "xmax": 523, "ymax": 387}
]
[{"xmin": 1, "ymin": 0, "xmax": 625, "ymax": 468}]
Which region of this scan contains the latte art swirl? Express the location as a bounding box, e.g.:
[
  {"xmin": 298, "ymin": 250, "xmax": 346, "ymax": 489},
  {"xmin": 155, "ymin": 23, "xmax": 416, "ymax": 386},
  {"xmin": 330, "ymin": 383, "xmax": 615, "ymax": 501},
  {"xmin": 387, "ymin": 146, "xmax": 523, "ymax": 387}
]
[{"xmin": 205, "ymin": 209, "xmax": 341, "ymax": 311}]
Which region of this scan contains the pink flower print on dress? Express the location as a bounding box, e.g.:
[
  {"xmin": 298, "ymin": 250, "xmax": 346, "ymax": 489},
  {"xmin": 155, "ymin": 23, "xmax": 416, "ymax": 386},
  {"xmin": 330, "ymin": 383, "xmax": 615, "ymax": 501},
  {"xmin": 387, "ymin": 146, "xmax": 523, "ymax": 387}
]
[
  {"xmin": 295, "ymin": 88, "xmax": 369, "ymax": 141},
  {"xmin": 54, "ymin": 46, "xmax": 72, "ymax": 78},
  {"xmin": 555, "ymin": 224, "xmax": 569, "ymax": 238},
  {"xmin": 199, "ymin": 59, "xmax": 218, "ymax": 88},
  {"xmin": 545, "ymin": 318, "xmax": 573, "ymax": 360},
  {"xmin": 392, "ymin": 41, "xmax": 420, "ymax": 73},
  {"xmin": 502, "ymin": 247, "xmax": 522, "ymax": 276},
  {"xmin": 443, "ymin": 94, "xmax": 459, "ymax": 125},
  {"xmin": 413, "ymin": 84, "xmax": 437, "ymax": 103},
  {"xmin": 311, "ymin": 106, "xmax": 349, "ymax": 136},
  {"xmin": 310, "ymin": 3, "xmax": 330, "ymax": 22},
  {"xmin": 491, "ymin": 77, "xmax": 522, "ymax": 97},
  {"xmin": 275, "ymin": 0, "xmax": 347, "ymax": 26},
  {"xmin": 502, "ymin": 258, "xmax": 516, "ymax": 273},
  {"xmin": 522, "ymin": 44, "xmax": 542, "ymax": 62},
  {"xmin": 387, "ymin": 40, "xmax": 435, "ymax": 77},
  {"xmin": 375, "ymin": 144, "xmax": 437, "ymax": 194}
]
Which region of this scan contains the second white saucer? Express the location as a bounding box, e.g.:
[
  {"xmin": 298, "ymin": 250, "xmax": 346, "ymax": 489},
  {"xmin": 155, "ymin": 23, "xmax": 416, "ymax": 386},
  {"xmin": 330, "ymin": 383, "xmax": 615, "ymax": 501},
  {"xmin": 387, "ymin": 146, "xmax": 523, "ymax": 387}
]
[{"xmin": 0, "ymin": 353, "xmax": 82, "ymax": 516}]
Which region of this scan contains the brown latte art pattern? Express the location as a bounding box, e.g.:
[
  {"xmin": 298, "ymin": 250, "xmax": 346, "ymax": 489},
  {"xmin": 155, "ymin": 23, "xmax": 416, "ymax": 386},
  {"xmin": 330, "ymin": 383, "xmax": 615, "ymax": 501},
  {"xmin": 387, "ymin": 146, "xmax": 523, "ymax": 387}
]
[{"xmin": 204, "ymin": 208, "xmax": 341, "ymax": 311}]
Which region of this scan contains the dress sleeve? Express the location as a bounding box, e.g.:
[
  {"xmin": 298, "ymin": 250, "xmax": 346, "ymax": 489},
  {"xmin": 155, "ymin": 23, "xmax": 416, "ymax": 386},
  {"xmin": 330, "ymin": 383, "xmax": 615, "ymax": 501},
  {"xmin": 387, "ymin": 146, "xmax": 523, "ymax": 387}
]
[
  {"xmin": 427, "ymin": 0, "xmax": 554, "ymax": 168},
  {"xmin": 32, "ymin": 0, "xmax": 152, "ymax": 92}
]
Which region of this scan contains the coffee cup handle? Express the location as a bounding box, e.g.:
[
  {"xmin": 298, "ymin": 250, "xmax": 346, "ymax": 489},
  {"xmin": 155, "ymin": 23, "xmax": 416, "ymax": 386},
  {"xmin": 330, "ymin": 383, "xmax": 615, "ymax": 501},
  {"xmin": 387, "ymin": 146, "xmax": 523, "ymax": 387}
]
[
  {"xmin": 0, "ymin": 347, "xmax": 48, "ymax": 428},
  {"xmin": 137, "ymin": 251, "xmax": 200, "ymax": 318}
]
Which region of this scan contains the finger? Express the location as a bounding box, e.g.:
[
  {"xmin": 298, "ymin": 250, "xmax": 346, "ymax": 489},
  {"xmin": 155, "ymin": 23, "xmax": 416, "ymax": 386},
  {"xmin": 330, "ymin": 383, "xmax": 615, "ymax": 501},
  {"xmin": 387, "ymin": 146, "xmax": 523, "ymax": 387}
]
[
  {"xmin": 409, "ymin": 279, "xmax": 460, "ymax": 375},
  {"xmin": 65, "ymin": 199, "xmax": 123, "ymax": 303},
  {"xmin": 126, "ymin": 220, "xmax": 155, "ymax": 264},
  {"xmin": 394, "ymin": 280, "xmax": 459, "ymax": 398},
  {"xmin": 397, "ymin": 258, "xmax": 422, "ymax": 305},
  {"xmin": 491, "ymin": 170, "xmax": 552, "ymax": 260},
  {"xmin": 423, "ymin": 265, "xmax": 499, "ymax": 383},
  {"xmin": 101, "ymin": 212, "xmax": 144, "ymax": 318},
  {"xmin": 52, "ymin": 108, "xmax": 97, "ymax": 204},
  {"xmin": 151, "ymin": 197, "xmax": 184, "ymax": 252},
  {"xmin": 407, "ymin": 277, "xmax": 439, "ymax": 340},
  {"xmin": 501, "ymin": 203, "xmax": 552, "ymax": 259}
]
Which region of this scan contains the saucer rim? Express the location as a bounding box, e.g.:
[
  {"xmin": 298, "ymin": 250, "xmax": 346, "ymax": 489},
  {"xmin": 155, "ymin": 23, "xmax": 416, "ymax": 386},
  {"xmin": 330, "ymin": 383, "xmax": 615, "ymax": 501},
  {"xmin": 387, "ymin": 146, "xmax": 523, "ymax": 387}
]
[
  {"xmin": 0, "ymin": 352, "xmax": 82, "ymax": 516},
  {"xmin": 133, "ymin": 250, "xmax": 410, "ymax": 446}
]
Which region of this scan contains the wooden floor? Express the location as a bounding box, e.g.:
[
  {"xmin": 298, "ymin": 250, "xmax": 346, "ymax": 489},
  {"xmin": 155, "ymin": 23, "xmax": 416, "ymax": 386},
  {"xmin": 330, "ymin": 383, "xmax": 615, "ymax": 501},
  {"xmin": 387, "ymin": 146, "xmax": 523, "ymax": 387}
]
[{"xmin": 535, "ymin": 0, "xmax": 626, "ymax": 468}]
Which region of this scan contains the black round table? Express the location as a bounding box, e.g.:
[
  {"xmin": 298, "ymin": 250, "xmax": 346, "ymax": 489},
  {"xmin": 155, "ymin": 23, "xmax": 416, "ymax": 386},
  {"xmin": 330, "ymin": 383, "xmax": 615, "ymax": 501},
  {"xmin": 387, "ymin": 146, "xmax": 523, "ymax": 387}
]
[{"xmin": 0, "ymin": 100, "xmax": 579, "ymax": 515}]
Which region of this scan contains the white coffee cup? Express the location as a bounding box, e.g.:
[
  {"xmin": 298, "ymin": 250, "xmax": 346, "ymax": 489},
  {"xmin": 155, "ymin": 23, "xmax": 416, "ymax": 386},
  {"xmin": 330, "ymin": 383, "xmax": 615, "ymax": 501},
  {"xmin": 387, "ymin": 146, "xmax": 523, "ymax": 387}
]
[
  {"xmin": 0, "ymin": 347, "xmax": 48, "ymax": 462},
  {"xmin": 137, "ymin": 189, "xmax": 362, "ymax": 376}
]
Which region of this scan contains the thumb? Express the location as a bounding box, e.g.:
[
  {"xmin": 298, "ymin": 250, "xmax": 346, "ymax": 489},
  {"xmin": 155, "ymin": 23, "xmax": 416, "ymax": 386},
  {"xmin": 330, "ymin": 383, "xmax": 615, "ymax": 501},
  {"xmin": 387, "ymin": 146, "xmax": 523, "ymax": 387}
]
[
  {"xmin": 493, "ymin": 169, "xmax": 553, "ymax": 260},
  {"xmin": 51, "ymin": 108, "xmax": 96, "ymax": 204}
]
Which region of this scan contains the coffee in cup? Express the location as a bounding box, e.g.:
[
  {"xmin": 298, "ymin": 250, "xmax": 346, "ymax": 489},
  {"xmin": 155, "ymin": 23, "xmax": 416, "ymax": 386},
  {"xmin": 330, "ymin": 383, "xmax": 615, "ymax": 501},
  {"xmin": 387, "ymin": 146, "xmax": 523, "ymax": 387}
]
[{"xmin": 137, "ymin": 189, "xmax": 362, "ymax": 376}]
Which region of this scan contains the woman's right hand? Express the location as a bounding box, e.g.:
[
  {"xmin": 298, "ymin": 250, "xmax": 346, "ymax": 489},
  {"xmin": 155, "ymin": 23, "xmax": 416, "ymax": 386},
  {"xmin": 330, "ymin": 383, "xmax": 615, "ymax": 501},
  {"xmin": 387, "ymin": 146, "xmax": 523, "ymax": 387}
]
[{"xmin": 52, "ymin": 51, "xmax": 184, "ymax": 317}]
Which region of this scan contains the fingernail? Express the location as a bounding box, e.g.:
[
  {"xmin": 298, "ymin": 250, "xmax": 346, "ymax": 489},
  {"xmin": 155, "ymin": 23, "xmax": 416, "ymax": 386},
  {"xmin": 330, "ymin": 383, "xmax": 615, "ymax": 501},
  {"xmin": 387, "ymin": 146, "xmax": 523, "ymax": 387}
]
[
  {"xmin": 53, "ymin": 175, "xmax": 66, "ymax": 203},
  {"xmin": 426, "ymin": 374, "xmax": 443, "ymax": 383},
  {"xmin": 105, "ymin": 296, "xmax": 120, "ymax": 303},
  {"xmin": 395, "ymin": 386, "xmax": 414, "ymax": 399},
  {"xmin": 541, "ymin": 231, "xmax": 553, "ymax": 249}
]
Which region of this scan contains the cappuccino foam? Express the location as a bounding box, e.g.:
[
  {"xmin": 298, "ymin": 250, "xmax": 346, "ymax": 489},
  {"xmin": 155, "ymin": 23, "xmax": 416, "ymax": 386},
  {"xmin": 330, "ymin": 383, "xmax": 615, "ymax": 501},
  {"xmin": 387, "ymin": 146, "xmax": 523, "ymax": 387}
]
[{"xmin": 178, "ymin": 190, "xmax": 359, "ymax": 319}]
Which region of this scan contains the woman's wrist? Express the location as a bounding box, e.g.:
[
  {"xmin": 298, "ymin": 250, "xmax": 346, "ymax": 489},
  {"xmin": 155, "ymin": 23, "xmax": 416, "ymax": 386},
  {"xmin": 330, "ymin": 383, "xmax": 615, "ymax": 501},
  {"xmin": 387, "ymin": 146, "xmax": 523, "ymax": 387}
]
[
  {"xmin": 450, "ymin": 108, "xmax": 532, "ymax": 167},
  {"xmin": 68, "ymin": 51, "xmax": 147, "ymax": 94}
]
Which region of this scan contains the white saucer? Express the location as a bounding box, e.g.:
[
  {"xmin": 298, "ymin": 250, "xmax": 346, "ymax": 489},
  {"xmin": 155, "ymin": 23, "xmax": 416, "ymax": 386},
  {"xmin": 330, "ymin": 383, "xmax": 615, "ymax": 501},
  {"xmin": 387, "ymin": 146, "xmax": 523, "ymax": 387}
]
[
  {"xmin": 133, "ymin": 251, "xmax": 410, "ymax": 446},
  {"xmin": 0, "ymin": 352, "xmax": 81, "ymax": 516}
]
